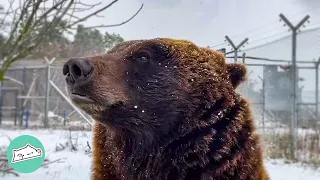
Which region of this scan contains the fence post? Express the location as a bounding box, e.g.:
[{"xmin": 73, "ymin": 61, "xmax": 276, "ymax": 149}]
[
  {"xmin": 242, "ymin": 53, "xmax": 246, "ymax": 64},
  {"xmin": 225, "ymin": 36, "xmax": 249, "ymax": 63},
  {"xmin": 63, "ymin": 110, "xmax": 66, "ymax": 126},
  {"xmin": 262, "ymin": 77, "xmax": 266, "ymax": 134},
  {"xmin": 25, "ymin": 109, "xmax": 29, "ymax": 129},
  {"xmin": 315, "ymin": 58, "xmax": 320, "ymax": 126},
  {"xmin": 44, "ymin": 57, "xmax": 56, "ymax": 128},
  {"xmin": 20, "ymin": 67, "xmax": 26, "ymax": 127},
  {"xmin": 14, "ymin": 90, "xmax": 19, "ymax": 126},
  {"xmin": 279, "ymin": 13, "xmax": 310, "ymax": 160},
  {"xmin": 0, "ymin": 82, "xmax": 2, "ymax": 125}
]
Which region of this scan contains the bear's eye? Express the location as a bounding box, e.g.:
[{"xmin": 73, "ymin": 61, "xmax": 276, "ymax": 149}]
[
  {"xmin": 137, "ymin": 56, "xmax": 149, "ymax": 63},
  {"xmin": 133, "ymin": 50, "xmax": 151, "ymax": 65},
  {"xmin": 135, "ymin": 53, "xmax": 150, "ymax": 64}
]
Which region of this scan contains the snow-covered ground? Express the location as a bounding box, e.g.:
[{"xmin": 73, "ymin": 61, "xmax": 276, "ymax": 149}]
[{"xmin": 0, "ymin": 129, "xmax": 320, "ymax": 180}]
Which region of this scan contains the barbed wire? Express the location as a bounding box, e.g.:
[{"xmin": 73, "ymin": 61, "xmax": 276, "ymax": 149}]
[{"xmin": 208, "ymin": 6, "xmax": 320, "ymax": 48}]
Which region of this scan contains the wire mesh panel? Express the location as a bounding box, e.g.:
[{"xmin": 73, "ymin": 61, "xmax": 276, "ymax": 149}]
[
  {"xmin": 0, "ymin": 60, "xmax": 92, "ymax": 129},
  {"xmin": 227, "ymin": 48, "xmax": 320, "ymax": 165}
]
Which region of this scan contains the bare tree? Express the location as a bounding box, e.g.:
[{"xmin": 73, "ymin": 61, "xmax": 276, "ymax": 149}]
[{"xmin": 0, "ymin": 0, "xmax": 144, "ymax": 80}]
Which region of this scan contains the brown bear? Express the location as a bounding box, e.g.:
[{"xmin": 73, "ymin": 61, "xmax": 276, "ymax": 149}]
[{"xmin": 62, "ymin": 38, "xmax": 269, "ymax": 180}]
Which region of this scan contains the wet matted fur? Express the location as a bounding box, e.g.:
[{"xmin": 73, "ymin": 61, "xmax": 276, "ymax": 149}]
[{"xmin": 64, "ymin": 38, "xmax": 269, "ymax": 180}]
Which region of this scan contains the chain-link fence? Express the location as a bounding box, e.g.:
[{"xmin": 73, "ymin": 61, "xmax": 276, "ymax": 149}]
[
  {"xmin": 0, "ymin": 59, "xmax": 92, "ymax": 130},
  {"xmin": 0, "ymin": 33, "xmax": 319, "ymax": 165},
  {"xmin": 229, "ymin": 57, "xmax": 320, "ymax": 166}
]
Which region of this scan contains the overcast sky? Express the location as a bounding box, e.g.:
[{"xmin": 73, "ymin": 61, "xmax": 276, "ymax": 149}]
[
  {"xmin": 1, "ymin": 0, "xmax": 320, "ymax": 93},
  {"xmin": 2, "ymin": 0, "xmax": 319, "ymax": 48},
  {"xmin": 70, "ymin": 0, "xmax": 320, "ymax": 48}
]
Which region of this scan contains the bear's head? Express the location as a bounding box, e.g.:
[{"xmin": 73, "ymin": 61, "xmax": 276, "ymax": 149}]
[{"xmin": 63, "ymin": 38, "xmax": 247, "ymax": 139}]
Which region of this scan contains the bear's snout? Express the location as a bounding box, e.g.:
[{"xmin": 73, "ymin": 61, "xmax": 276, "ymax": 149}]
[
  {"xmin": 63, "ymin": 57, "xmax": 96, "ymax": 104},
  {"xmin": 63, "ymin": 57, "xmax": 94, "ymax": 84}
]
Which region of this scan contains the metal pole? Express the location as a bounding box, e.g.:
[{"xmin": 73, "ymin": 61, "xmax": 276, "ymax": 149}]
[
  {"xmin": 315, "ymin": 58, "xmax": 320, "ymax": 124},
  {"xmin": 225, "ymin": 36, "xmax": 249, "ymax": 63},
  {"xmin": 49, "ymin": 80, "xmax": 92, "ymax": 126},
  {"xmin": 0, "ymin": 82, "xmax": 2, "ymax": 125},
  {"xmin": 14, "ymin": 90, "xmax": 19, "ymax": 126},
  {"xmin": 20, "ymin": 67, "xmax": 26, "ymax": 126},
  {"xmin": 262, "ymin": 77, "xmax": 266, "ymax": 134},
  {"xmin": 44, "ymin": 57, "xmax": 56, "ymax": 128},
  {"xmin": 279, "ymin": 13, "xmax": 310, "ymax": 160},
  {"xmin": 292, "ymin": 30, "xmax": 299, "ymax": 131},
  {"xmin": 63, "ymin": 110, "xmax": 66, "ymax": 126},
  {"xmin": 242, "ymin": 53, "xmax": 246, "ymax": 64},
  {"xmin": 44, "ymin": 63, "xmax": 50, "ymax": 128},
  {"xmin": 258, "ymin": 76, "xmax": 265, "ymax": 134},
  {"xmin": 3, "ymin": 76, "xmax": 24, "ymax": 86},
  {"xmin": 25, "ymin": 109, "xmax": 29, "ymax": 129}
]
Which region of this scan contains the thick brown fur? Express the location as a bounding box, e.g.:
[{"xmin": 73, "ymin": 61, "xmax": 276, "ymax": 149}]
[{"xmin": 64, "ymin": 38, "xmax": 269, "ymax": 180}]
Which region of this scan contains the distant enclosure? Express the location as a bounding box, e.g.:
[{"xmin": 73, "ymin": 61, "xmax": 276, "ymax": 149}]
[
  {"xmin": 0, "ymin": 59, "xmax": 92, "ymax": 129},
  {"xmin": 0, "ymin": 56, "xmax": 318, "ymax": 129}
]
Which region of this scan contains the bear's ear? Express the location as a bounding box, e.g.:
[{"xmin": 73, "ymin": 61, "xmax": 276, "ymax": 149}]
[{"xmin": 226, "ymin": 63, "xmax": 247, "ymax": 88}]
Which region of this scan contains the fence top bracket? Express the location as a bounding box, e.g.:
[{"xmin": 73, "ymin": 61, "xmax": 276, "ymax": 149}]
[{"xmin": 44, "ymin": 57, "xmax": 56, "ymax": 65}]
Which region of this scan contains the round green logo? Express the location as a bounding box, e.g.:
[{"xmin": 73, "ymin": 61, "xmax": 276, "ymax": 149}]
[{"xmin": 6, "ymin": 135, "xmax": 45, "ymax": 173}]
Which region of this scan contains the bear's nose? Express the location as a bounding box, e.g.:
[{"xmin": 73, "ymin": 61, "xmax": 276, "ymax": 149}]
[{"xmin": 63, "ymin": 58, "xmax": 94, "ymax": 83}]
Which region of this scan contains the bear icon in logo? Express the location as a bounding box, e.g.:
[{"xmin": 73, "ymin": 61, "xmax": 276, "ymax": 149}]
[{"xmin": 11, "ymin": 143, "xmax": 42, "ymax": 163}]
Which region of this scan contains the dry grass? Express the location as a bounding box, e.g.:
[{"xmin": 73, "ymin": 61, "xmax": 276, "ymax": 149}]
[{"xmin": 262, "ymin": 126, "xmax": 320, "ymax": 168}]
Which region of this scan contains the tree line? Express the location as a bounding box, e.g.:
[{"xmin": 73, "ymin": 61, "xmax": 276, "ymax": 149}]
[
  {"xmin": 0, "ymin": 1, "xmax": 143, "ymax": 80},
  {"xmin": 0, "ymin": 19, "xmax": 125, "ymax": 60}
]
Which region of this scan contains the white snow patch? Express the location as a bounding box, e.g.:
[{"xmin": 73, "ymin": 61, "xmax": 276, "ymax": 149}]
[
  {"xmin": 265, "ymin": 159, "xmax": 320, "ymax": 180},
  {"xmin": 0, "ymin": 129, "xmax": 319, "ymax": 180}
]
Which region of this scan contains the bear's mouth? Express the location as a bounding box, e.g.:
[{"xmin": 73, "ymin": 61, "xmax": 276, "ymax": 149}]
[{"xmin": 70, "ymin": 93, "xmax": 96, "ymax": 104}]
